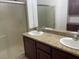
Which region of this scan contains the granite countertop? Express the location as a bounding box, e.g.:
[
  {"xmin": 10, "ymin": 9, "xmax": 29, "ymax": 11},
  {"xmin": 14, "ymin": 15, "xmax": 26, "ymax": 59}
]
[{"xmin": 23, "ymin": 31, "xmax": 79, "ymax": 57}]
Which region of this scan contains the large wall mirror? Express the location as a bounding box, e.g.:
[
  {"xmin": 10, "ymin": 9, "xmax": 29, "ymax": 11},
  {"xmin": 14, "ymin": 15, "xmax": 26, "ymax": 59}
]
[
  {"xmin": 23, "ymin": 0, "xmax": 79, "ymax": 32},
  {"xmin": 36, "ymin": 0, "xmax": 68, "ymax": 31},
  {"xmin": 36, "ymin": 0, "xmax": 79, "ymax": 32}
]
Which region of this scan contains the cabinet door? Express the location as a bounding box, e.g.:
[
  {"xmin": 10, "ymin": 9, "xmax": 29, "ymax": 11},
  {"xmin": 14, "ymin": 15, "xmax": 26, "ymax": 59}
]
[
  {"xmin": 52, "ymin": 48, "xmax": 79, "ymax": 59},
  {"xmin": 37, "ymin": 49, "xmax": 51, "ymax": 59},
  {"xmin": 23, "ymin": 36, "xmax": 36, "ymax": 59},
  {"xmin": 67, "ymin": 23, "xmax": 79, "ymax": 31},
  {"xmin": 69, "ymin": 0, "xmax": 79, "ymax": 15}
]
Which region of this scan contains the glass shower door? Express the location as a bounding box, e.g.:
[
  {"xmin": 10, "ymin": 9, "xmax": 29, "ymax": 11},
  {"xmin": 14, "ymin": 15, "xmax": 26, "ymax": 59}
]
[{"xmin": 0, "ymin": 1, "xmax": 27, "ymax": 59}]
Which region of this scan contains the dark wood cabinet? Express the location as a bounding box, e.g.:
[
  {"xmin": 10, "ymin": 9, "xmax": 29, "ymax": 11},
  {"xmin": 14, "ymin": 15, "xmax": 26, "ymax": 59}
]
[
  {"xmin": 37, "ymin": 49, "xmax": 51, "ymax": 59},
  {"xmin": 23, "ymin": 36, "xmax": 36, "ymax": 59},
  {"xmin": 69, "ymin": 0, "xmax": 79, "ymax": 15},
  {"xmin": 23, "ymin": 36, "xmax": 79, "ymax": 59},
  {"xmin": 36, "ymin": 42, "xmax": 51, "ymax": 54},
  {"xmin": 67, "ymin": 23, "xmax": 79, "ymax": 31},
  {"xmin": 52, "ymin": 48, "xmax": 79, "ymax": 59},
  {"xmin": 36, "ymin": 42, "xmax": 51, "ymax": 59}
]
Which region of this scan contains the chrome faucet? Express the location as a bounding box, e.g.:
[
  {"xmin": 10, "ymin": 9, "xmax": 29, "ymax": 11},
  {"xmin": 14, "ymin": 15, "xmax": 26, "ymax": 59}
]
[
  {"xmin": 73, "ymin": 30, "xmax": 79, "ymax": 41},
  {"xmin": 35, "ymin": 26, "xmax": 41, "ymax": 31}
]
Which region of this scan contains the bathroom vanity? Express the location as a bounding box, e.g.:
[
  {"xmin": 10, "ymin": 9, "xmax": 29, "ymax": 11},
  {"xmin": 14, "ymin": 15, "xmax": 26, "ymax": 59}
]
[{"xmin": 23, "ymin": 32, "xmax": 79, "ymax": 59}]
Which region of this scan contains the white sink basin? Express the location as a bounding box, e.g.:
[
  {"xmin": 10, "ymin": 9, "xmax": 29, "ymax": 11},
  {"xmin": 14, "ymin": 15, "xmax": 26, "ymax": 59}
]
[
  {"xmin": 60, "ymin": 37, "xmax": 79, "ymax": 49},
  {"xmin": 28, "ymin": 30, "xmax": 44, "ymax": 36}
]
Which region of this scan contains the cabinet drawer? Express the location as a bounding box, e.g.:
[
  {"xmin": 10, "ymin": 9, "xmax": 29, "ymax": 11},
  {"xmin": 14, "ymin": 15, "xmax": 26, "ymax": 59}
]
[
  {"xmin": 36, "ymin": 42, "xmax": 51, "ymax": 54},
  {"xmin": 52, "ymin": 48, "xmax": 79, "ymax": 59},
  {"xmin": 37, "ymin": 49, "xmax": 51, "ymax": 59}
]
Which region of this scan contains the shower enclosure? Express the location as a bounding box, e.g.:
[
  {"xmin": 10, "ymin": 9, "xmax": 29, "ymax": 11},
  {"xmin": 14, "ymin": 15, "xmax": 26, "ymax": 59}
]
[{"xmin": 0, "ymin": 0, "xmax": 27, "ymax": 59}]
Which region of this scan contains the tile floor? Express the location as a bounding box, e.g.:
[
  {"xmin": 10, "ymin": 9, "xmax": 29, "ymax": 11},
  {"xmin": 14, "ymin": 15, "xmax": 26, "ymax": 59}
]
[
  {"xmin": 17, "ymin": 54, "xmax": 28, "ymax": 59},
  {"xmin": 19, "ymin": 56, "xmax": 28, "ymax": 59}
]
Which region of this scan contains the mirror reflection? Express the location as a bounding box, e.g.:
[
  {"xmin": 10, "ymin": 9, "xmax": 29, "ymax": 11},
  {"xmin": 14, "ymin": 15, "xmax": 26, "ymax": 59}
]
[
  {"xmin": 37, "ymin": 4, "xmax": 55, "ymax": 28},
  {"xmin": 37, "ymin": 0, "xmax": 79, "ymax": 32},
  {"xmin": 67, "ymin": 0, "xmax": 79, "ymax": 32},
  {"xmin": 37, "ymin": 0, "xmax": 55, "ymax": 29}
]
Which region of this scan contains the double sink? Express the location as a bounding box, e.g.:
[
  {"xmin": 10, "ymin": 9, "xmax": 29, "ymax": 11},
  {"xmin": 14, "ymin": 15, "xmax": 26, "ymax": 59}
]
[{"xmin": 28, "ymin": 30, "xmax": 79, "ymax": 50}]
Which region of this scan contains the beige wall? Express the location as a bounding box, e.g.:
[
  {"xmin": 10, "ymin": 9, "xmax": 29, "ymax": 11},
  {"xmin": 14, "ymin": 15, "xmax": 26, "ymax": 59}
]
[{"xmin": 0, "ymin": 2, "xmax": 27, "ymax": 59}]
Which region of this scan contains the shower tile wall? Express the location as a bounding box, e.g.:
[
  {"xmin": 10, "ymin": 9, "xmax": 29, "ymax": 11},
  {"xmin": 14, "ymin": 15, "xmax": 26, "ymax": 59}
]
[{"xmin": 0, "ymin": 2, "xmax": 27, "ymax": 59}]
